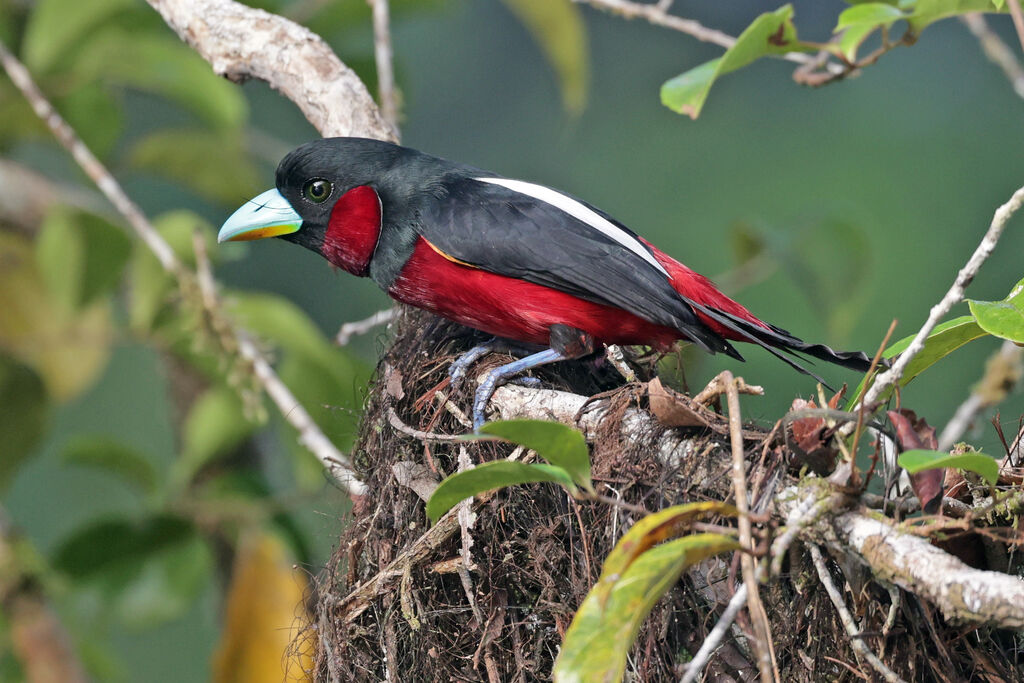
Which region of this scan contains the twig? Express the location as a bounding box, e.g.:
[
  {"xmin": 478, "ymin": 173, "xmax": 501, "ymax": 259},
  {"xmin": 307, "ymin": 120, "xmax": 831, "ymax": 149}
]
[
  {"xmin": 961, "ymin": 13, "xmax": 1024, "ymax": 100},
  {"xmin": 575, "ymin": 0, "xmax": 843, "ymax": 74},
  {"xmin": 722, "ymin": 371, "xmax": 776, "ymax": 683},
  {"xmin": 1007, "ymin": 0, "xmax": 1024, "ymax": 55},
  {"xmin": 604, "ymin": 345, "xmax": 637, "ymax": 382},
  {"xmin": 388, "ymin": 406, "xmax": 465, "ymax": 442},
  {"xmin": 854, "ymin": 184, "xmax": 1024, "ymax": 413},
  {"xmin": 938, "ymin": 340, "xmax": 1024, "ymax": 450},
  {"xmin": 0, "ymin": 41, "xmax": 179, "ymax": 272},
  {"xmin": 0, "ymin": 508, "xmax": 88, "ymax": 683},
  {"xmin": 0, "ymin": 37, "xmax": 367, "ymax": 497},
  {"xmin": 809, "ymin": 545, "xmax": 906, "ymax": 683},
  {"xmin": 678, "ymin": 583, "xmax": 750, "ymax": 683},
  {"xmin": 369, "ymin": 0, "xmax": 400, "ymax": 133},
  {"xmin": 335, "ymin": 307, "xmax": 397, "ymax": 345}
]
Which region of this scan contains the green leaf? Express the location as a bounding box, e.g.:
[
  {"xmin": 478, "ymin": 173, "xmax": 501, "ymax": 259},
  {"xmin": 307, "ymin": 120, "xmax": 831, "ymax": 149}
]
[
  {"xmin": 0, "ymin": 356, "xmax": 50, "ymax": 491},
  {"xmin": 553, "ymin": 534, "xmax": 740, "ymax": 683},
  {"xmin": 846, "ymin": 315, "xmax": 988, "ymax": 409},
  {"xmin": 57, "ymin": 84, "xmax": 123, "ymax": 159},
  {"xmin": 72, "ymin": 30, "xmax": 247, "ymax": 129},
  {"xmin": 968, "ymin": 277, "xmax": 1024, "ymax": 344},
  {"xmin": 128, "ymin": 129, "xmax": 261, "ymax": 205},
  {"xmin": 171, "ymin": 387, "xmax": 256, "ymax": 486},
  {"xmin": 128, "ymin": 210, "xmax": 216, "ymax": 333},
  {"xmin": 426, "ymin": 461, "xmax": 575, "ymax": 524},
  {"xmin": 593, "ymin": 502, "xmax": 737, "ymax": 605},
  {"xmin": 1, "ymin": 232, "xmax": 112, "ymax": 401},
  {"xmin": 835, "ymin": 3, "xmax": 907, "ymax": 30},
  {"xmin": 474, "ymin": 419, "xmax": 593, "ymax": 492},
  {"xmin": 836, "ymin": 24, "xmax": 878, "ymax": 61},
  {"xmin": 53, "ymin": 516, "xmax": 213, "ymax": 628},
  {"xmin": 35, "ymin": 208, "xmax": 131, "ymax": 310},
  {"xmin": 35, "ymin": 208, "xmax": 83, "ymax": 312},
  {"xmin": 60, "ymin": 436, "xmax": 159, "ymax": 495},
  {"xmin": 661, "ymin": 5, "xmax": 809, "ymax": 119},
  {"xmin": 898, "ymin": 449, "xmax": 998, "ymax": 485},
  {"xmin": 500, "ymin": 0, "xmax": 589, "ymax": 114},
  {"xmin": 907, "ymin": 0, "xmax": 1004, "ymax": 32},
  {"xmin": 22, "ymin": 0, "xmax": 136, "ymax": 73}
]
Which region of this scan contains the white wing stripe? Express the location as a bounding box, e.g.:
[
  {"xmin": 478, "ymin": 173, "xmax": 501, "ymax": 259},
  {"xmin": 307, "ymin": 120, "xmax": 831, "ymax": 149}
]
[{"xmin": 474, "ymin": 177, "xmax": 670, "ymax": 278}]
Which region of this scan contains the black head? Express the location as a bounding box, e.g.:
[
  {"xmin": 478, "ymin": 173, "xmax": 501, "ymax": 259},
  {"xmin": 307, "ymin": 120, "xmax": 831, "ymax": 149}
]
[{"xmin": 272, "ymin": 137, "xmax": 411, "ymax": 251}]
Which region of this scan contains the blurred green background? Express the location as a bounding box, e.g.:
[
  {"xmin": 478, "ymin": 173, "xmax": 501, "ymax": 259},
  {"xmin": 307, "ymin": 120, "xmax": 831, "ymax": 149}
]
[{"xmin": 1, "ymin": 0, "xmax": 1023, "ymax": 680}]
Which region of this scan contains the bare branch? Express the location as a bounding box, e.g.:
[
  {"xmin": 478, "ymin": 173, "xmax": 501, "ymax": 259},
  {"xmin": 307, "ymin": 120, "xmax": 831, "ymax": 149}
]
[
  {"xmin": 335, "ymin": 307, "xmax": 397, "ymax": 346},
  {"xmin": 939, "ymin": 339, "xmax": 1024, "ymax": 450},
  {"xmin": 780, "ymin": 482, "xmax": 1024, "ymax": 629},
  {"xmin": 809, "ymin": 545, "xmax": 906, "ymax": 683},
  {"xmin": 961, "ymin": 13, "xmax": 1024, "ymax": 100},
  {"xmin": 722, "ymin": 372, "xmax": 775, "ymax": 683},
  {"xmin": 856, "ymin": 184, "xmax": 1024, "ymax": 412},
  {"xmin": 575, "ymin": 0, "xmax": 843, "ymax": 74},
  {"xmin": 369, "ymin": 0, "xmax": 400, "ymax": 131},
  {"xmin": 678, "ymin": 583, "xmax": 750, "ymax": 683},
  {"xmin": 144, "ymin": 0, "xmax": 395, "ymax": 141},
  {"xmin": 1006, "ymin": 0, "xmax": 1024, "ymax": 55}
]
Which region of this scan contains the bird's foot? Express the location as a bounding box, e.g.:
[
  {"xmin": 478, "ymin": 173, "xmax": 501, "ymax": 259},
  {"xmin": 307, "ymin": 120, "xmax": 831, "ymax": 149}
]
[
  {"xmin": 448, "ymin": 340, "xmax": 498, "ymax": 386},
  {"xmin": 509, "ymin": 376, "xmax": 542, "ymax": 388},
  {"xmin": 472, "ymin": 348, "xmax": 564, "ymax": 431}
]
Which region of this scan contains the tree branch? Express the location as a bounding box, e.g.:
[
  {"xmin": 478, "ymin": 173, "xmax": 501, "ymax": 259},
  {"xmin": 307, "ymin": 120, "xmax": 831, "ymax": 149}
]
[
  {"xmin": 780, "ymin": 481, "xmax": 1024, "ymax": 629},
  {"xmin": 856, "ymin": 184, "xmax": 1024, "ymax": 412},
  {"xmin": 144, "ymin": 0, "xmax": 395, "ymax": 141}
]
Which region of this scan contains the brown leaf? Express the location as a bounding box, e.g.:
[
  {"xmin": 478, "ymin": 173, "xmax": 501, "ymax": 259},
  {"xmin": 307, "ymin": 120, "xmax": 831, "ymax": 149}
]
[
  {"xmin": 788, "ymin": 398, "xmax": 837, "ymax": 474},
  {"xmin": 887, "ymin": 409, "xmax": 944, "ymax": 514},
  {"xmin": 648, "ymin": 377, "xmax": 710, "ymax": 428}
]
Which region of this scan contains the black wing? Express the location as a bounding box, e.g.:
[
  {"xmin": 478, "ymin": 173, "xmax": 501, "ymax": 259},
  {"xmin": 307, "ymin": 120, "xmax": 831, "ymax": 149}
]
[{"xmin": 410, "ymin": 176, "xmax": 738, "ymax": 357}]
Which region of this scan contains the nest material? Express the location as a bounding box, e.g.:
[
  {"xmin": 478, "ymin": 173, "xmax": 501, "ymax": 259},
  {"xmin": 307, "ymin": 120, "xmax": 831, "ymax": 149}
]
[{"xmin": 312, "ymin": 308, "xmax": 1024, "ymax": 682}]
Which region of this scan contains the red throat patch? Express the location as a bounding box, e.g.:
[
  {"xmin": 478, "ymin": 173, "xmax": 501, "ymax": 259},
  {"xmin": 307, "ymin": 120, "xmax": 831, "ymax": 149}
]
[{"xmin": 322, "ymin": 185, "xmax": 382, "ymax": 276}]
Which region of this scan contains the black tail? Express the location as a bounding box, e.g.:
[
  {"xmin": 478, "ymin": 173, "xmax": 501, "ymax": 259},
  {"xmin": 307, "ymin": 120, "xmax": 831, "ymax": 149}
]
[{"xmin": 679, "ymin": 297, "xmax": 875, "ymax": 386}]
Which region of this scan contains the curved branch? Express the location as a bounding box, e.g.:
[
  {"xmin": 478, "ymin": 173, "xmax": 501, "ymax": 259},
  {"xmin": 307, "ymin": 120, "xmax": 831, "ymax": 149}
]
[
  {"xmin": 145, "ymin": 0, "xmax": 396, "ymax": 141},
  {"xmin": 780, "ymin": 481, "xmax": 1024, "ymax": 629}
]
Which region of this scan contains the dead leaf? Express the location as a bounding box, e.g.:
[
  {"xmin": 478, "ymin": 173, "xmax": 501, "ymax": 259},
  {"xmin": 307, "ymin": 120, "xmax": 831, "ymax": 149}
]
[
  {"xmin": 887, "ymin": 409, "xmax": 944, "ymax": 514},
  {"xmin": 788, "ymin": 398, "xmax": 837, "ymax": 474},
  {"xmin": 648, "ymin": 377, "xmax": 710, "ymax": 428}
]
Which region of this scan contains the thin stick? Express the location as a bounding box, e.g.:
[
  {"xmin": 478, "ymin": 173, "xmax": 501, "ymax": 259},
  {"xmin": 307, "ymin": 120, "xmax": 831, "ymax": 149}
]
[
  {"xmin": 938, "ymin": 340, "xmax": 1024, "ymax": 450},
  {"xmin": 369, "ymin": 0, "xmax": 400, "ymax": 133},
  {"xmin": 335, "ymin": 307, "xmax": 397, "ymax": 345},
  {"xmin": 678, "ymin": 583, "xmax": 749, "ymax": 683},
  {"xmin": 388, "ymin": 406, "xmax": 465, "ymax": 442},
  {"xmin": 575, "ymin": 0, "xmax": 843, "ymax": 74},
  {"xmin": 0, "ymin": 38, "xmax": 366, "ymax": 498},
  {"xmin": 1007, "ymin": 0, "xmax": 1024, "ymax": 55},
  {"xmin": 854, "ymin": 184, "xmax": 1024, "ymax": 414},
  {"xmin": 722, "ymin": 371, "xmax": 776, "ymax": 683},
  {"xmin": 961, "ymin": 14, "xmax": 1024, "ymax": 100},
  {"xmin": 809, "ymin": 545, "xmax": 907, "ymax": 683}
]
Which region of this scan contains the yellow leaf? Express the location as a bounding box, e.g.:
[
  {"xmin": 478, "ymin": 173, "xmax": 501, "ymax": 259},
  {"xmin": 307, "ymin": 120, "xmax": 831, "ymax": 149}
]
[
  {"xmin": 0, "ymin": 232, "xmax": 111, "ymax": 401},
  {"xmin": 213, "ymin": 532, "xmax": 314, "ymax": 683},
  {"xmin": 501, "ymin": 0, "xmax": 589, "ymax": 114}
]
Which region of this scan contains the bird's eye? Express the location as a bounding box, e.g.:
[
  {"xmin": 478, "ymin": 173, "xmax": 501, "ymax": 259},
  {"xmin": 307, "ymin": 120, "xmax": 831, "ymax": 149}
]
[{"xmin": 302, "ymin": 178, "xmax": 332, "ymax": 203}]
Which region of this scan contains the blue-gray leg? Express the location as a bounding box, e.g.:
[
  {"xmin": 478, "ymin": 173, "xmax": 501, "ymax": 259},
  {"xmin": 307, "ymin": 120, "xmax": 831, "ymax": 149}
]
[
  {"xmin": 448, "ymin": 340, "xmax": 499, "ymax": 385},
  {"xmin": 472, "ymin": 348, "xmax": 565, "ymax": 430}
]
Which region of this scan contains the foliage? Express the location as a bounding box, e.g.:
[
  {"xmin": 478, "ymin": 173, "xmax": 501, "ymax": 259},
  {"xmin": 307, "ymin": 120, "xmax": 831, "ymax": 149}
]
[{"xmin": 660, "ymin": 0, "xmax": 1008, "ymax": 119}]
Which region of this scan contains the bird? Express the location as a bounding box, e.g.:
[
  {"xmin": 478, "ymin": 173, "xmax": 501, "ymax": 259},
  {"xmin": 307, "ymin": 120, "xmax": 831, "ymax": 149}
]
[{"xmin": 219, "ymin": 137, "xmax": 872, "ymax": 429}]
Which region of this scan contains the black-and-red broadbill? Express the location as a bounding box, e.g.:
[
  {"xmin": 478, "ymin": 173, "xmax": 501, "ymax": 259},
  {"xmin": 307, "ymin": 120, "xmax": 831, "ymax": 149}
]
[{"xmin": 220, "ymin": 138, "xmax": 871, "ymax": 429}]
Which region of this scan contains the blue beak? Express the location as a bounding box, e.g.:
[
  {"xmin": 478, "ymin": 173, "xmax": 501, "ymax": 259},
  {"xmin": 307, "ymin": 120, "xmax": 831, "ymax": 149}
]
[{"xmin": 218, "ymin": 189, "xmax": 303, "ymax": 243}]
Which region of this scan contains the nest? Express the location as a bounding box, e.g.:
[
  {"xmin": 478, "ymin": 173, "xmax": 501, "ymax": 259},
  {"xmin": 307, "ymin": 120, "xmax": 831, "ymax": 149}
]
[{"xmin": 310, "ymin": 308, "xmax": 1024, "ymax": 682}]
